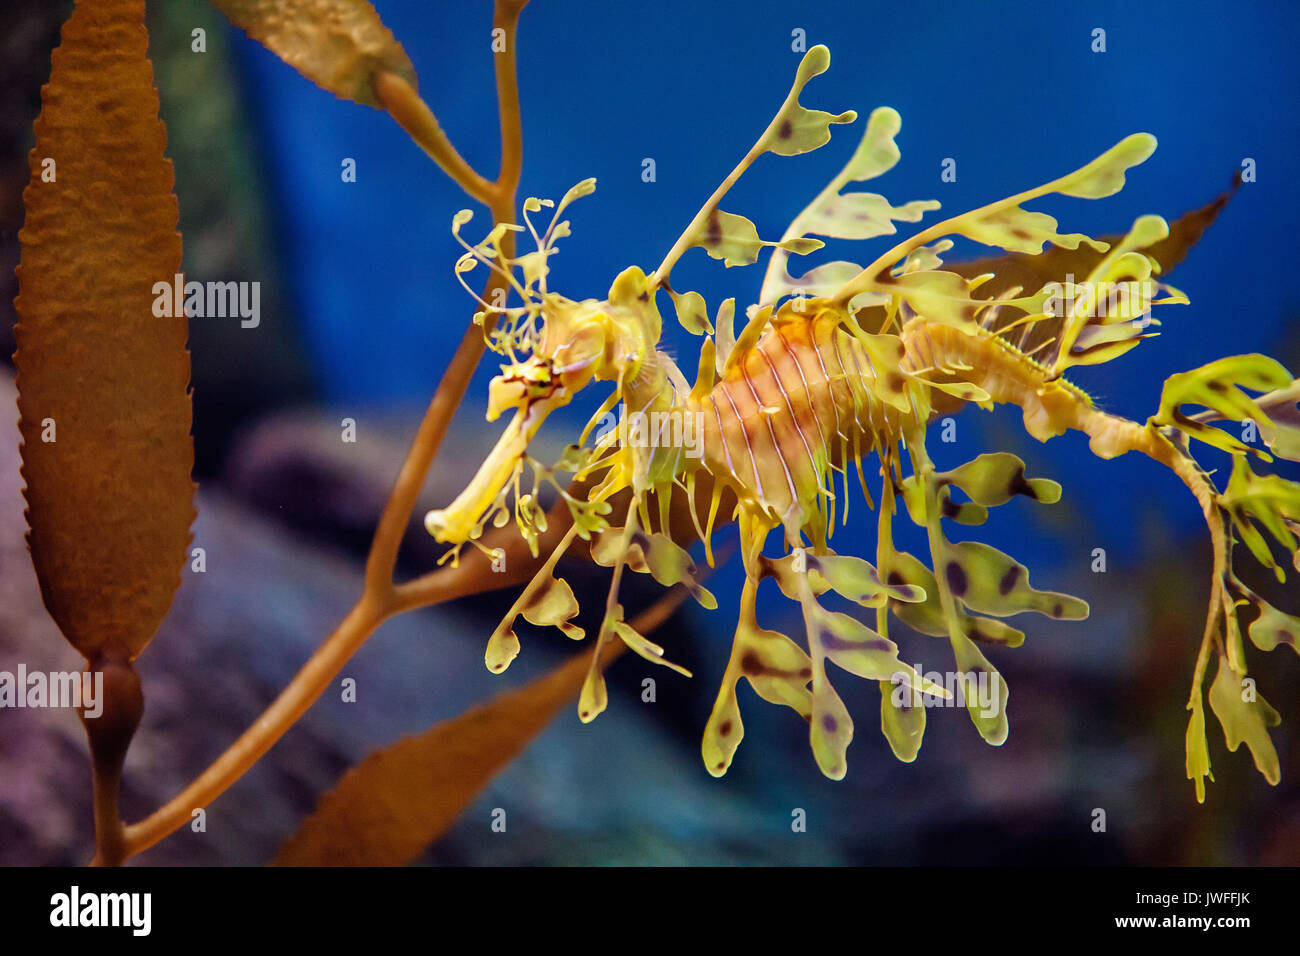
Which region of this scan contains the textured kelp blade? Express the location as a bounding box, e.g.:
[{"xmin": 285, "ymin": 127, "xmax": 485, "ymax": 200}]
[
  {"xmin": 14, "ymin": 0, "xmax": 195, "ymax": 661},
  {"xmin": 212, "ymin": 0, "xmax": 417, "ymax": 107}
]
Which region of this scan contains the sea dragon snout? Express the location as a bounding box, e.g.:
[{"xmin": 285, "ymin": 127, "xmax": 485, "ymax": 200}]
[{"xmin": 424, "ymin": 239, "xmax": 663, "ymax": 550}]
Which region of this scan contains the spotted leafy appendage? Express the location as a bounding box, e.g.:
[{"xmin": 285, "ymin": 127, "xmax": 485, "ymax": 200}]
[
  {"xmin": 823, "ymin": 130, "xmax": 1189, "ymax": 384},
  {"xmin": 1154, "ymin": 356, "xmax": 1294, "ymax": 460},
  {"xmin": 689, "ymin": 210, "xmax": 823, "ymax": 269},
  {"xmin": 15, "ymin": 0, "xmax": 195, "ymax": 661},
  {"xmin": 880, "ymin": 447, "xmax": 1086, "ymax": 749},
  {"xmin": 654, "ymin": 45, "xmax": 855, "ymax": 298},
  {"xmin": 1146, "ymin": 355, "xmax": 1300, "ymax": 800},
  {"xmin": 762, "ymin": 107, "xmax": 940, "ymax": 305}
]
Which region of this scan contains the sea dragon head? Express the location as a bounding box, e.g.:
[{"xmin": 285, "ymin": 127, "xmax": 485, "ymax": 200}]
[{"xmin": 424, "ymin": 181, "xmax": 662, "ymax": 552}]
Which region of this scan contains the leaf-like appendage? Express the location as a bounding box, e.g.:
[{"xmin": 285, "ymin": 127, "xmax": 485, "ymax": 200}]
[
  {"xmin": 14, "ymin": 0, "xmax": 196, "ymax": 661},
  {"xmin": 212, "ymin": 0, "xmax": 417, "ymax": 107},
  {"xmin": 703, "ymin": 613, "xmax": 813, "ymax": 777},
  {"xmin": 1251, "ymin": 383, "xmax": 1300, "ymax": 462},
  {"xmin": 828, "ymin": 131, "xmax": 1165, "ymax": 347},
  {"xmin": 612, "ymin": 617, "xmax": 691, "ymax": 677},
  {"xmin": 763, "ymin": 550, "xmax": 923, "ymax": 608},
  {"xmin": 810, "ymin": 679, "xmax": 854, "ymax": 780},
  {"xmin": 944, "ymin": 541, "xmax": 1090, "ymax": 621},
  {"xmin": 1153, "ymin": 354, "xmax": 1294, "ymax": 457},
  {"xmin": 775, "ymin": 260, "xmax": 864, "ymax": 300},
  {"xmin": 880, "ymin": 442, "xmax": 1083, "ymax": 748},
  {"xmin": 690, "ymin": 208, "xmax": 822, "ymax": 268},
  {"xmin": 882, "ymin": 550, "xmax": 1028, "ymax": 650},
  {"xmin": 761, "ymin": 107, "xmax": 939, "ymax": 305},
  {"xmin": 595, "ymin": 527, "xmax": 717, "ymax": 609},
  {"xmin": 937, "ymin": 452, "xmax": 1062, "ymax": 507},
  {"xmin": 962, "ymin": 206, "xmax": 1103, "ymax": 256},
  {"xmin": 1055, "ymin": 133, "xmax": 1157, "ymax": 199},
  {"xmin": 880, "ymin": 679, "xmax": 926, "ymax": 762},
  {"xmin": 1221, "ymin": 454, "xmax": 1300, "ymax": 579},
  {"xmin": 520, "ymin": 575, "xmax": 584, "ymax": 641},
  {"xmin": 814, "ymin": 608, "xmax": 938, "ymax": 690},
  {"xmin": 1186, "ymin": 697, "xmax": 1213, "ymax": 804},
  {"xmin": 949, "ymin": 632, "xmax": 1009, "ymax": 746},
  {"xmin": 947, "ymin": 178, "xmax": 1238, "ymax": 371},
  {"xmin": 803, "ymin": 192, "xmax": 938, "ymax": 243},
  {"xmin": 1207, "ymin": 657, "xmax": 1281, "ymax": 787},
  {"xmin": 761, "ymin": 45, "xmax": 856, "ymax": 157},
  {"xmin": 809, "ymin": 552, "xmax": 924, "ymax": 607},
  {"xmin": 1241, "ymin": 588, "xmax": 1300, "ymax": 659},
  {"xmin": 667, "ymin": 288, "xmax": 712, "ymax": 335}
]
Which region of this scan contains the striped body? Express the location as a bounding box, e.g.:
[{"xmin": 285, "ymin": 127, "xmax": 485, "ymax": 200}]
[
  {"xmin": 672, "ymin": 304, "xmax": 1110, "ymax": 542},
  {"xmin": 690, "ymin": 309, "xmax": 891, "ymax": 535}
]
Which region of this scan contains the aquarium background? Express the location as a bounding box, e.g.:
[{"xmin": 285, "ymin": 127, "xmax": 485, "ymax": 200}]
[{"xmin": 1, "ymin": 0, "xmax": 1298, "ymax": 864}]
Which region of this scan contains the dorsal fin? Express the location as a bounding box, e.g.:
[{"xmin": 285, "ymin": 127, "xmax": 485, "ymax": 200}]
[{"xmin": 946, "ymin": 172, "xmax": 1240, "ymax": 364}]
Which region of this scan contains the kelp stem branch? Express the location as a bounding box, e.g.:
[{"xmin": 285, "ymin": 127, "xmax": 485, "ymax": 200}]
[
  {"xmin": 83, "ymin": 649, "xmax": 143, "ymax": 866},
  {"xmin": 373, "ymin": 71, "xmax": 495, "ymax": 205},
  {"xmin": 492, "ymin": 0, "xmax": 527, "ymax": 191}
]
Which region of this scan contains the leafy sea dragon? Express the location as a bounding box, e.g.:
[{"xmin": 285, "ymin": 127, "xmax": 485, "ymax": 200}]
[{"xmin": 424, "ymin": 46, "xmax": 1300, "ymax": 797}]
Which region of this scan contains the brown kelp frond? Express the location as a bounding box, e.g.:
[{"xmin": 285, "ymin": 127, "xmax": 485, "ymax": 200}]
[
  {"xmin": 15, "ymin": 0, "xmax": 197, "ymax": 867},
  {"xmin": 212, "ymin": 0, "xmax": 416, "ymax": 108}
]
